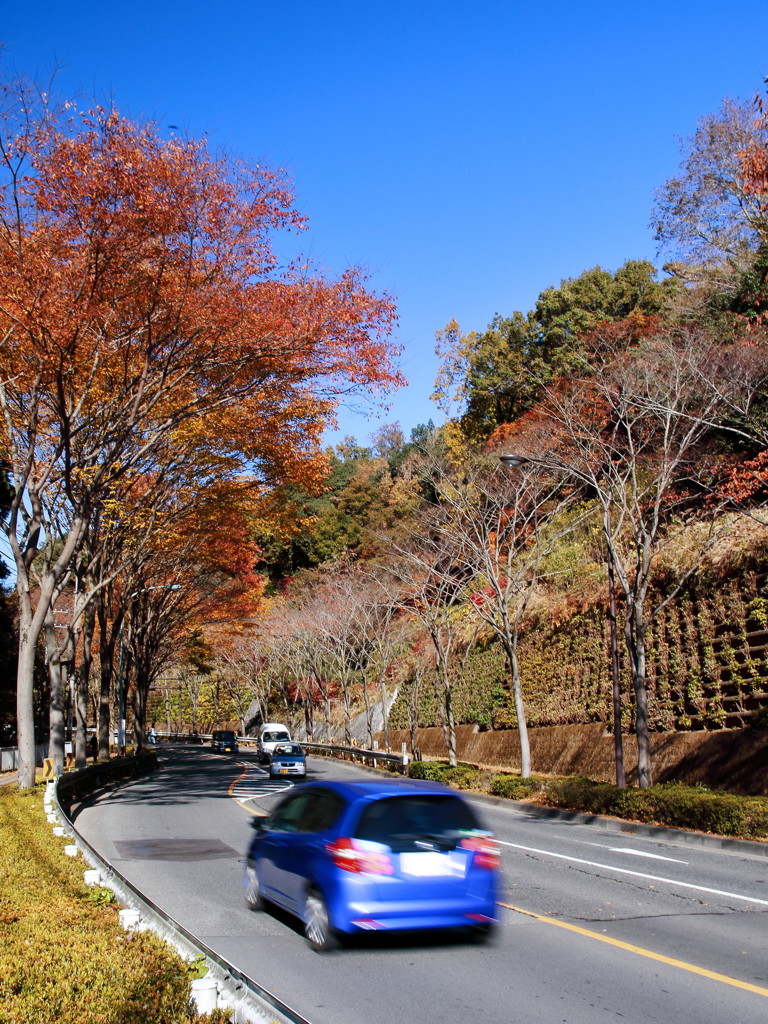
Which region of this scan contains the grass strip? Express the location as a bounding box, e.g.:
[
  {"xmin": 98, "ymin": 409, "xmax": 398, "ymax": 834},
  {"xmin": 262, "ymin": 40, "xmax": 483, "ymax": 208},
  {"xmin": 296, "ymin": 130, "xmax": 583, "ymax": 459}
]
[{"xmin": 0, "ymin": 784, "xmax": 228, "ymax": 1024}]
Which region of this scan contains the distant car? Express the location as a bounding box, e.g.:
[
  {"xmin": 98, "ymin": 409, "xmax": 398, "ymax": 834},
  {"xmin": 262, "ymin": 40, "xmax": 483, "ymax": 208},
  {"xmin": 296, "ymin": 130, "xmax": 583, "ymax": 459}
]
[
  {"xmin": 243, "ymin": 779, "xmax": 499, "ymax": 951},
  {"xmin": 268, "ymin": 743, "xmax": 307, "ymax": 778},
  {"xmin": 257, "ymin": 723, "xmax": 291, "ymax": 763},
  {"xmin": 211, "ymin": 730, "xmax": 239, "ymax": 754}
]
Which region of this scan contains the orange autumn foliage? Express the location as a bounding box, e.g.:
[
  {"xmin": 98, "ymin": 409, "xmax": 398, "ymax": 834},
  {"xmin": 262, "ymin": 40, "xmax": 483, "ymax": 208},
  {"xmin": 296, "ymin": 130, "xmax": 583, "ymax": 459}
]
[{"xmin": 1, "ymin": 101, "xmax": 402, "ymax": 513}]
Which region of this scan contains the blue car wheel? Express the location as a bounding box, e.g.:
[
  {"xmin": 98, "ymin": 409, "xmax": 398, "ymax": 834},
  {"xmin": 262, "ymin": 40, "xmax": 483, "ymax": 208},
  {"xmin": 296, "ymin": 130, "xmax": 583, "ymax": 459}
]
[
  {"xmin": 304, "ymin": 889, "xmax": 336, "ymax": 952},
  {"xmin": 245, "ymin": 861, "xmax": 265, "ymax": 912}
]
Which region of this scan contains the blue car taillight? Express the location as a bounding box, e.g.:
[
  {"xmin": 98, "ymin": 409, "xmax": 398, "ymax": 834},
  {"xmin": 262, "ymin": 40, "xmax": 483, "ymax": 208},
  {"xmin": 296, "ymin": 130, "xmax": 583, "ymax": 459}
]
[
  {"xmin": 459, "ymin": 833, "xmax": 500, "ymax": 870},
  {"xmin": 326, "ymin": 837, "xmax": 395, "ymax": 875}
]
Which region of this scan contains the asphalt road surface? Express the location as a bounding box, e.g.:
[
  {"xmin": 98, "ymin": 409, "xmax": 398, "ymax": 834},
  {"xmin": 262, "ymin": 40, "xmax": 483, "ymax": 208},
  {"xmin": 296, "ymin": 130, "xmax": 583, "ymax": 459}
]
[{"xmin": 71, "ymin": 747, "xmax": 768, "ymax": 1024}]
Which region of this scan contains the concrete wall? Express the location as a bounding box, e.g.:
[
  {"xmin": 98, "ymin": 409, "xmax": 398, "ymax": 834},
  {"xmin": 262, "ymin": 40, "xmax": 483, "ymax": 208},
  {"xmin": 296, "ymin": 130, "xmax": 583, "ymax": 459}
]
[{"xmin": 375, "ymin": 722, "xmax": 768, "ymax": 795}]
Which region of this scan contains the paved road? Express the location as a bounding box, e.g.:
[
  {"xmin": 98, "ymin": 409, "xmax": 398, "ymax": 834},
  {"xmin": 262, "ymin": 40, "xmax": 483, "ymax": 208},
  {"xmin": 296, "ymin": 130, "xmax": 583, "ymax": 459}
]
[{"xmin": 71, "ymin": 747, "xmax": 768, "ymax": 1024}]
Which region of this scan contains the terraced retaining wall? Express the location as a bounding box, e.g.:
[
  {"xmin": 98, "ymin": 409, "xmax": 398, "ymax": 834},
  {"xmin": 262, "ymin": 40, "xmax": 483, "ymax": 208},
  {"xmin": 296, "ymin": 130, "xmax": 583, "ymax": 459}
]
[{"xmin": 377, "ymin": 723, "xmax": 768, "ymax": 796}]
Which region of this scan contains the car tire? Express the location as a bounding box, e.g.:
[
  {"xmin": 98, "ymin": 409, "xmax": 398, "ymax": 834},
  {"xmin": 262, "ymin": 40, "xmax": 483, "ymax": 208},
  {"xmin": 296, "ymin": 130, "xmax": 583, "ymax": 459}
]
[
  {"xmin": 245, "ymin": 861, "xmax": 265, "ymax": 911},
  {"xmin": 304, "ymin": 889, "xmax": 336, "ymax": 952}
]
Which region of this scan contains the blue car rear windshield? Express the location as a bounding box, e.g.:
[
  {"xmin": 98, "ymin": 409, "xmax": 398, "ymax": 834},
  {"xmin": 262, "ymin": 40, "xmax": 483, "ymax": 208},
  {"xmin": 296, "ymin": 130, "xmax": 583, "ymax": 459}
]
[{"xmin": 353, "ymin": 795, "xmax": 480, "ymax": 851}]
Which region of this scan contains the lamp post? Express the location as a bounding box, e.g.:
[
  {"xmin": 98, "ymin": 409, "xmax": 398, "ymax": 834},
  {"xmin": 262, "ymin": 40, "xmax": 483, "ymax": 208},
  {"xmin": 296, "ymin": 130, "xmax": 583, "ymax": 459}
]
[
  {"xmin": 117, "ymin": 584, "xmax": 181, "ymax": 754},
  {"xmin": 499, "ymin": 452, "xmax": 625, "ymax": 788}
]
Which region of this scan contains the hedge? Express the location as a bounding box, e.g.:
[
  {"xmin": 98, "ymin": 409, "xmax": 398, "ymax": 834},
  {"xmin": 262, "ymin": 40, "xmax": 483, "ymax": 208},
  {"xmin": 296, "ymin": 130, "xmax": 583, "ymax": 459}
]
[{"xmin": 407, "ymin": 761, "xmax": 768, "ymax": 840}]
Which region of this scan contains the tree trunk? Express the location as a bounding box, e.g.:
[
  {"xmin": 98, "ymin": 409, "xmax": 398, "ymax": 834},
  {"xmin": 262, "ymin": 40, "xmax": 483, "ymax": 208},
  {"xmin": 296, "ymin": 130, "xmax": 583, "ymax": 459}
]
[
  {"xmin": 133, "ymin": 680, "xmax": 146, "ymax": 753},
  {"xmin": 508, "ymin": 644, "xmax": 531, "ymax": 777},
  {"xmin": 75, "ymin": 669, "xmax": 88, "ymax": 768},
  {"xmin": 75, "ymin": 599, "xmax": 97, "ymax": 767},
  {"xmin": 607, "ymin": 545, "xmax": 626, "ymax": 788},
  {"xmin": 361, "ymin": 676, "xmax": 373, "ymax": 747},
  {"xmin": 11, "ymin": 515, "xmax": 88, "ymax": 788},
  {"xmin": 45, "ymin": 610, "xmax": 66, "ymax": 772},
  {"xmin": 342, "ymin": 687, "xmax": 352, "ymax": 746},
  {"xmin": 433, "ymin": 663, "xmax": 457, "ymax": 767},
  {"xmin": 379, "ymin": 674, "xmax": 391, "ymax": 750},
  {"xmin": 15, "ymin": 606, "xmax": 38, "ymax": 789},
  {"xmin": 443, "ymin": 687, "xmax": 457, "ymax": 768},
  {"xmin": 97, "ymin": 600, "xmax": 115, "ymax": 760},
  {"xmin": 625, "ymin": 602, "xmax": 653, "ymax": 788}
]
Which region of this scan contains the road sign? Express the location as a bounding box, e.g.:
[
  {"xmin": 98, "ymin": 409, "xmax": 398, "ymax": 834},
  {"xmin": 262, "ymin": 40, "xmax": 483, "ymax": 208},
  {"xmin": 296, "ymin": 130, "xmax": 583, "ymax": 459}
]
[{"xmin": 42, "ymin": 758, "xmax": 55, "ymax": 779}]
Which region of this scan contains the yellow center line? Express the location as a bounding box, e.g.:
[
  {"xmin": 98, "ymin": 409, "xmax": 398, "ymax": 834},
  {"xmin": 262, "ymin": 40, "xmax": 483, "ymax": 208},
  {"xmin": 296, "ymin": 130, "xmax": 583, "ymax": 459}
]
[
  {"xmin": 498, "ymin": 901, "xmax": 768, "ymax": 998},
  {"xmin": 227, "ymin": 763, "xmax": 251, "ymax": 798},
  {"xmin": 227, "ymin": 763, "xmax": 267, "ymax": 816}
]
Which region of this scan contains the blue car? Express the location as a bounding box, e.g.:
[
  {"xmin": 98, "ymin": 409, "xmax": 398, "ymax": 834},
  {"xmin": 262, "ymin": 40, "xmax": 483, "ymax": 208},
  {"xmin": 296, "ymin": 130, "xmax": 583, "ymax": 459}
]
[{"xmin": 243, "ymin": 779, "xmax": 499, "ymax": 951}]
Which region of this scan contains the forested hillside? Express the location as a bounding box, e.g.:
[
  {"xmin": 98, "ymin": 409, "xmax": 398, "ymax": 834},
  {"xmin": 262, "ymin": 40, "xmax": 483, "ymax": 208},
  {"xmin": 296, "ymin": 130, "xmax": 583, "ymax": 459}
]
[
  {"xmin": 191, "ymin": 87, "xmax": 768, "ymax": 790},
  {"xmin": 4, "ymin": 80, "xmax": 768, "ymax": 792}
]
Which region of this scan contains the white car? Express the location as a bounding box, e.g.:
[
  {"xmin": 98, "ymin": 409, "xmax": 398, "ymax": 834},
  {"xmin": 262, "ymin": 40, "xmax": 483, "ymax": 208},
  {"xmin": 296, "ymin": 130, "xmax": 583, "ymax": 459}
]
[{"xmin": 257, "ymin": 723, "xmax": 291, "ymax": 763}]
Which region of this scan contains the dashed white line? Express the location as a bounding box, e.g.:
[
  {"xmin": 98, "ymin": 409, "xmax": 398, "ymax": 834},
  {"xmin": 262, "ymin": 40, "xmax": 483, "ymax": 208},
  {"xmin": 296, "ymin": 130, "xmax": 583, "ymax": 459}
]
[
  {"xmin": 497, "ymin": 839, "xmax": 768, "ymax": 906},
  {"xmin": 593, "ymin": 845, "xmax": 688, "ymax": 864}
]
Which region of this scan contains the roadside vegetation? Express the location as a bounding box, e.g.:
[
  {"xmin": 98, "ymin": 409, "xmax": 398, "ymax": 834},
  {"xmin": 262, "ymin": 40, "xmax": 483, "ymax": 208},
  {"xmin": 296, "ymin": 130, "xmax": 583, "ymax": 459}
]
[
  {"xmin": 0, "ymin": 784, "xmax": 228, "ymax": 1024},
  {"xmin": 408, "ymin": 761, "xmax": 768, "ymax": 840}
]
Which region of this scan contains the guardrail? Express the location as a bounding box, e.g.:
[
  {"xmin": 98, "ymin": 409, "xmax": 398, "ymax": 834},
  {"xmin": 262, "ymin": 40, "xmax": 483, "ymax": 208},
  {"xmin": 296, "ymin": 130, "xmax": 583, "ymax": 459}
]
[
  {"xmin": 299, "ymin": 740, "xmax": 408, "ymax": 772},
  {"xmin": 151, "ymin": 732, "xmax": 409, "ymax": 771}
]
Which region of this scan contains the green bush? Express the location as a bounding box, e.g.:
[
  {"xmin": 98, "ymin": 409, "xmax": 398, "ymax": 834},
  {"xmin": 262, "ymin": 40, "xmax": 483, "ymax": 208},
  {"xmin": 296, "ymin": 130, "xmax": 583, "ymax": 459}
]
[
  {"xmin": 489, "ymin": 774, "xmax": 542, "ymax": 800},
  {"xmin": 540, "ymin": 777, "xmax": 768, "ymax": 839},
  {"xmin": 633, "ymin": 783, "xmax": 762, "ymax": 836},
  {"xmin": 407, "ymin": 760, "xmax": 481, "ymax": 788},
  {"xmin": 407, "ymin": 759, "xmax": 449, "ymax": 782},
  {"xmin": 441, "ymin": 765, "xmax": 482, "ymax": 790},
  {"xmin": 545, "ymin": 777, "xmax": 619, "ymax": 816},
  {"xmin": 408, "ymin": 760, "xmax": 768, "ymax": 840}
]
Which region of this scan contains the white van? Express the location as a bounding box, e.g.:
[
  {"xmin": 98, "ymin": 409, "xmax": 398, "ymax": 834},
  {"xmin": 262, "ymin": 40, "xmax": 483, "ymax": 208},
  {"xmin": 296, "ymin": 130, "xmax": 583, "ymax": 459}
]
[{"xmin": 257, "ymin": 722, "xmax": 291, "ymax": 763}]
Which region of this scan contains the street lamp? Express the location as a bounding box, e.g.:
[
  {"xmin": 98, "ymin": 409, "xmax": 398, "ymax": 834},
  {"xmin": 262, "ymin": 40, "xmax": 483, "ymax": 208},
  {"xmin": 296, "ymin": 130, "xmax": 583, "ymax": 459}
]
[
  {"xmin": 498, "ymin": 453, "xmax": 531, "ymax": 469},
  {"xmin": 499, "ymin": 452, "xmax": 626, "ymax": 788},
  {"xmin": 117, "ymin": 584, "xmax": 181, "ymax": 754}
]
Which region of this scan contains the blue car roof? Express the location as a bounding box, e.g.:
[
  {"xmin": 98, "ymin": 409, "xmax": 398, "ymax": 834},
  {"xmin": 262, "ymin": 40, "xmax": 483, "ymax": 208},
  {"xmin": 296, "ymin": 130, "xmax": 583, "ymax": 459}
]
[{"xmin": 293, "ymin": 778, "xmax": 455, "ymax": 801}]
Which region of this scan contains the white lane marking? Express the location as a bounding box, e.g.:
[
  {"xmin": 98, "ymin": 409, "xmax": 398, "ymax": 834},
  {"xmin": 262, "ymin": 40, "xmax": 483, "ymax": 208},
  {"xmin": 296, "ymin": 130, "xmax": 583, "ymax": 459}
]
[
  {"xmin": 228, "ymin": 761, "xmax": 295, "ymax": 801},
  {"xmin": 596, "ymin": 845, "xmax": 688, "ymax": 864},
  {"xmin": 497, "ymin": 839, "xmax": 768, "ymax": 906}
]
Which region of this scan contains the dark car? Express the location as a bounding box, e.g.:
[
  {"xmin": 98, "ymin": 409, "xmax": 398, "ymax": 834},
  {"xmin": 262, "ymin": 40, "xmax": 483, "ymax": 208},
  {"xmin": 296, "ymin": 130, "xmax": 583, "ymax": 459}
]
[
  {"xmin": 211, "ymin": 730, "xmax": 239, "ymax": 754},
  {"xmin": 268, "ymin": 743, "xmax": 307, "ymax": 778},
  {"xmin": 243, "ymin": 779, "xmax": 499, "ymax": 951}
]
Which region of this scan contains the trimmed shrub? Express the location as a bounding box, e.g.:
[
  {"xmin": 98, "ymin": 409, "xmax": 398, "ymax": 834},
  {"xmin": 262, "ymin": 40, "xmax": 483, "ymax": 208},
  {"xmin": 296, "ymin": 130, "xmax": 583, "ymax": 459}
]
[
  {"xmin": 489, "ymin": 774, "xmax": 542, "ymax": 800},
  {"xmin": 408, "ymin": 760, "xmax": 768, "ymax": 840},
  {"xmin": 441, "ymin": 765, "xmax": 482, "ymax": 790},
  {"xmin": 540, "ymin": 777, "xmax": 768, "ymax": 839},
  {"xmin": 407, "ymin": 760, "xmax": 481, "ymax": 788},
  {"xmin": 545, "ymin": 777, "xmax": 619, "ymax": 816},
  {"xmin": 407, "ymin": 759, "xmax": 449, "ymax": 782}
]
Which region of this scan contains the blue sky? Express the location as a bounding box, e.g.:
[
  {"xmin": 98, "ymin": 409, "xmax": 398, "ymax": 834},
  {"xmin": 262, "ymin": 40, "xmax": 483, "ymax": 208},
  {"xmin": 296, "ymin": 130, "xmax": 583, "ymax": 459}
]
[{"xmin": 3, "ymin": 1, "xmax": 767, "ymax": 446}]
